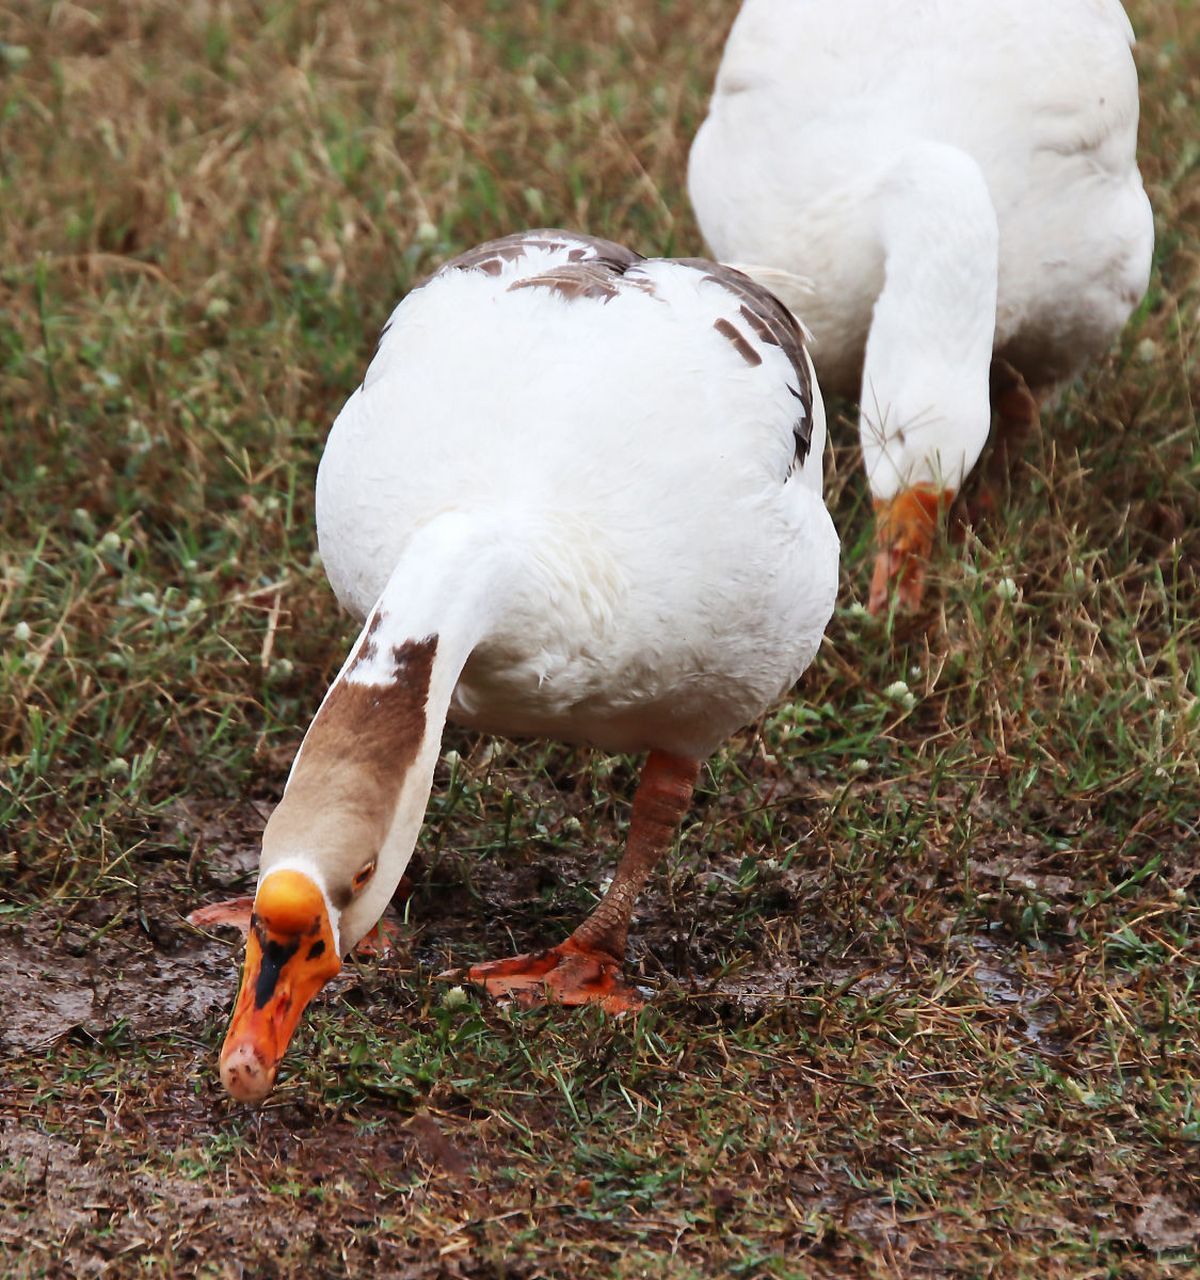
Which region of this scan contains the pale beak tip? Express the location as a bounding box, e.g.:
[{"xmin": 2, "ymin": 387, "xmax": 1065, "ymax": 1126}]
[{"xmin": 219, "ymin": 1039, "xmax": 277, "ymax": 1104}]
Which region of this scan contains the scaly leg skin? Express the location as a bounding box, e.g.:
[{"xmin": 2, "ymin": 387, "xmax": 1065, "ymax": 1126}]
[
  {"xmin": 962, "ymin": 358, "xmax": 1042, "ymax": 526},
  {"xmin": 459, "ymin": 750, "xmax": 701, "ymax": 1013}
]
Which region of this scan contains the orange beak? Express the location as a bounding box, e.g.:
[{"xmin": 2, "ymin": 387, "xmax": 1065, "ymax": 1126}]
[
  {"xmin": 868, "ymin": 484, "xmax": 953, "ymax": 615},
  {"xmin": 218, "ymin": 869, "xmax": 342, "ymax": 1103}
]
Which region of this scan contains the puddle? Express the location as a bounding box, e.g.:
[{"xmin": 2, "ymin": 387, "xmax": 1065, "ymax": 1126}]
[{"xmin": 961, "ymin": 936, "xmax": 1064, "ymax": 1058}]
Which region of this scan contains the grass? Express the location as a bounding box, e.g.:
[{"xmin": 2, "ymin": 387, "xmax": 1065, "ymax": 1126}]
[{"xmin": 1, "ymin": 0, "xmax": 1199, "ymax": 1276}]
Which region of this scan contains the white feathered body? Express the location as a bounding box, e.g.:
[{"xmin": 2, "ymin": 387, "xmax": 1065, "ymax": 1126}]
[
  {"xmin": 315, "ymin": 235, "xmax": 838, "ymax": 760},
  {"xmin": 690, "ymin": 0, "xmax": 1153, "ymax": 399}
]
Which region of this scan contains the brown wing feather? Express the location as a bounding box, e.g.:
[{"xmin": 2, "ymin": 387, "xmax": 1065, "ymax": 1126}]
[
  {"xmin": 672, "ymin": 259, "xmax": 814, "ymax": 469},
  {"xmin": 392, "ymin": 234, "xmax": 813, "ymax": 473},
  {"xmin": 444, "ymin": 230, "xmax": 642, "ymax": 280}
]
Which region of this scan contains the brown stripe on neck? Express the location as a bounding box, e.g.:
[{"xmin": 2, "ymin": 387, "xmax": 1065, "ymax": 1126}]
[
  {"xmin": 312, "ymin": 634, "xmax": 438, "ymax": 783},
  {"xmin": 262, "ymin": 635, "xmax": 438, "ymax": 902}
]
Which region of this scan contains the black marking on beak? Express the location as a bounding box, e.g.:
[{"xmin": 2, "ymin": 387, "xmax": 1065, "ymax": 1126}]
[
  {"xmin": 306, "ymin": 940, "xmax": 326, "ymax": 961},
  {"xmin": 254, "ymin": 936, "xmax": 301, "ymax": 1010}
]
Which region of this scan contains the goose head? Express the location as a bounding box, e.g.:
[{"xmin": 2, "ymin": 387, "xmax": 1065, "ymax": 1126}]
[
  {"xmin": 217, "ymin": 631, "xmax": 443, "ymax": 1103},
  {"xmin": 217, "ymin": 811, "xmax": 404, "ymax": 1103}
]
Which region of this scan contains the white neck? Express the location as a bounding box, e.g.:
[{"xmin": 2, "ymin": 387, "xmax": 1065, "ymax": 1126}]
[
  {"xmin": 859, "ymin": 142, "xmax": 999, "ymax": 501},
  {"xmin": 260, "ymin": 511, "xmax": 519, "ymax": 952}
]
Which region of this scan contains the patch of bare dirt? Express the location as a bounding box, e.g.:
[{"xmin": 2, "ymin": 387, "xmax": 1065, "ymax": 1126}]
[
  {"xmin": 0, "ymin": 1109, "xmax": 487, "ymax": 1280},
  {"xmin": 0, "ymin": 931, "xmax": 233, "ymax": 1054}
]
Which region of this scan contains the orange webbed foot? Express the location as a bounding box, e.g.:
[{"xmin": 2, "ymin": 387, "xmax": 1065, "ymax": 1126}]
[
  {"xmin": 186, "ymin": 896, "xmax": 256, "ymax": 936},
  {"xmin": 453, "ymin": 939, "xmax": 645, "ymax": 1013},
  {"xmin": 351, "ymin": 917, "xmax": 404, "ymax": 958}
]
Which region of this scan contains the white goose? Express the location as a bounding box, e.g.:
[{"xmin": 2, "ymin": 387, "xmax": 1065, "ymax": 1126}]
[
  {"xmin": 689, "ymin": 0, "xmax": 1154, "ymax": 612},
  {"xmin": 193, "ymin": 230, "xmax": 839, "ymax": 1102}
]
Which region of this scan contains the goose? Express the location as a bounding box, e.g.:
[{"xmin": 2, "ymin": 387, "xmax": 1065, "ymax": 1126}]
[
  {"xmin": 189, "ymin": 230, "xmax": 839, "ymax": 1103},
  {"xmin": 688, "ymin": 0, "xmax": 1154, "ymax": 612}
]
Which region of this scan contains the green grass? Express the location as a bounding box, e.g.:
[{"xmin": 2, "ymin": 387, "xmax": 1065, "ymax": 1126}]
[{"xmin": 2, "ymin": 1, "xmax": 1200, "ymax": 1276}]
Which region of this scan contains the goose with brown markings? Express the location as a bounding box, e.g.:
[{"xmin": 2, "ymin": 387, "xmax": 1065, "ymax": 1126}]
[{"xmin": 189, "ymin": 230, "xmax": 839, "ymax": 1103}]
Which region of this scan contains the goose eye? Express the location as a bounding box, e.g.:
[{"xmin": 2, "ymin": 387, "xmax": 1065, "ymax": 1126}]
[{"xmin": 352, "ymin": 860, "xmax": 377, "ymax": 893}]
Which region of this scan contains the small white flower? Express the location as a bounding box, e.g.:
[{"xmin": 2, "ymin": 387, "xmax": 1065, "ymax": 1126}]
[
  {"xmin": 850, "ymin": 757, "xmax": 870, "ymax": 775},
  {"xmin": 136, "ymin": 590, "xmax": 158, "ymax": 609},
  {"xmin": 1135, "ymin": 337, "xmax": 1159, "ymax": 366},
  {"xmin": 184, "ymin": 558, "xmax": 199, "ymax": 573},
  {"xmin": 13, "ymin": 621, "xmax": 32, "ymax": 644},
  {"xmin": 846, "ymin": 602, "xmax": 871, "ymax": 620},
  {"xmin": 995, "ymin": 577, "xmax": 1019, "ymax": 601},
  {"xmin": 441, "ymin": 985, "xmax": 469, "ymax": 1010},
  {"xmin": 561, "ymin": 816, "xmax": 583, "ymax": 837},
  {"xmin": 598, "ymin": 876, "xmax": 614, "ymax": 895},
  {"xmin": 97, "ymin": 531, "xmax": 122, "ymax": 554},
  {"xmin": 125, "ymin": 418, "xmax": 153, "ymax": 453},
  {"xmin": 204, "ymin": 296, "xmax": 231, "ymax": 320},
  {"xmin": 104, "ymin": 757, "xmax": 130, "ymax": 779},
  {"xmin": 269, "ymin": 658, "xmax": 294, "ymax": 679},
  {"xmin": 0, "ymin": 43, "xmax": 31, "ymax": 70},
  {"xmin": 443, "ymin": 749, "xmax": 462, "ymax": 771},
  {"xmin": 415, "ymin": 220, "xmax": 438, "ymax": 245},
  {"xmin": 883, "ymin": 680, "xmax": 916, "ymax": 712},
  {"xmin": 184, "ymin": 596, "xmax": 204, "ymax": 614}
]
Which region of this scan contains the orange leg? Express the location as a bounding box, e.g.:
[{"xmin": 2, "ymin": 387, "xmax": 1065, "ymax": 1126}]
[{"xmin": 461, "ymin": 750, "xmax": 701, "ymax": 1013}]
